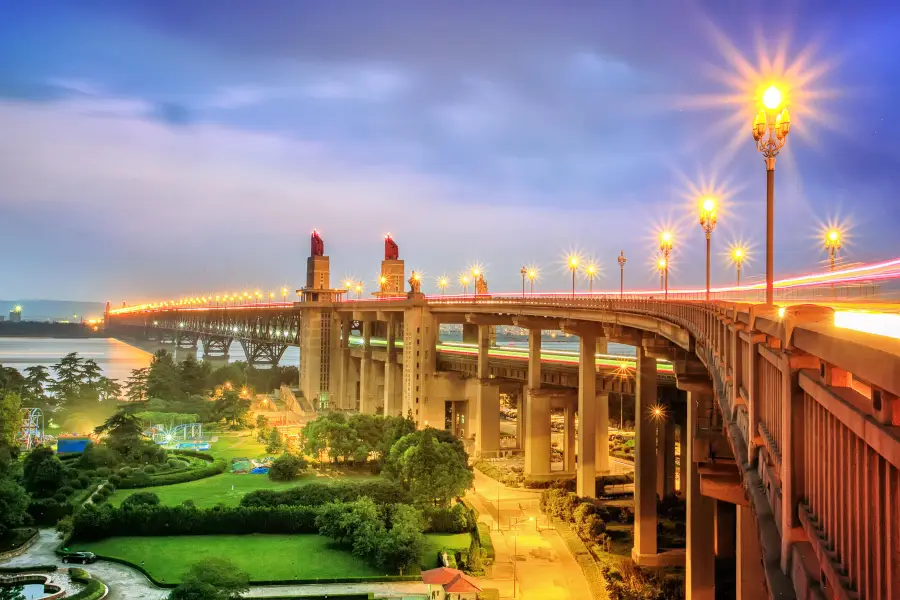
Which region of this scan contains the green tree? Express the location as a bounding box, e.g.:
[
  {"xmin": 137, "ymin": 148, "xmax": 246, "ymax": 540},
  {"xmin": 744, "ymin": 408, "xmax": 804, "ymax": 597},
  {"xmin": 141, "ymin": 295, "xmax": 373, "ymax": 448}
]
[
  {"xmin": 94, "ymin": 409, "xmax": 146, "ymax": 458},
  {"xmin": 0, "ymin": 583, "xmax": 26, "ymax": 600},
  {"xmin": 49, "ymin": 352, "xmax": 84, "ymax": 405},
  {"xmin": 121, "ymin": 491, "xmax": 160, "ymax": 508},
  {"xmin": 22, "ymin": 446, "xmax": 66, "ymax": 497},
  {"xmin": 0, "ymin": 392, "xmax": 22, "ymax": 475},
  {"xmin": 268, "ymin": 452, "xmax": 306, "ymax": 481},
  {"xmin": 265, "ymin": 428, "xmax": 283, "ymax": 453},
  {"xmin": 179, "ymin": 355, "xmax": 210, "ymax": 397},
  {"xmin": 125, "ymin": 368, "xmax": 150, "ymax": 402},
  {"xmin": 22, "ymin": 365, "xmax": 52, "ymax": 409},
  {"xmin": 376, "ymin": 504, "xmax": 427, "ymax": 575},
  {"xmin": 80, "ymin": 359, "xmax": 103, "ymax": 387},
  {"xmin": 214, "ymin": 389, "xmax": 250, "ymax": 427},
  {"xmin": 96, "ymin": 377, "xmax": 122, "ymax": 402},
  {"xmin": 147, "ymin": 350, "xmax": 182, "ymax": 400},
  {"xmin": 386, "ymin": 429, "xmax": 473, "ymax": 506},
  {"xmin": 167, "ymin": 557, "xmax": 249, "ymax": 600},
  {"xmin": 0, "ymin": 477, "xmax": 29, "ymax": 538}
]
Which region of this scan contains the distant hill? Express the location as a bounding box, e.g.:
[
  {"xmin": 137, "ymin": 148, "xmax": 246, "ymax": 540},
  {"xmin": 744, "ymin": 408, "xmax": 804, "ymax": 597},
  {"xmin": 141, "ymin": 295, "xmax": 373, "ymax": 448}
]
[{"xmin": 0, "ymin": 299, "xmax": 106, "ymax": 322}]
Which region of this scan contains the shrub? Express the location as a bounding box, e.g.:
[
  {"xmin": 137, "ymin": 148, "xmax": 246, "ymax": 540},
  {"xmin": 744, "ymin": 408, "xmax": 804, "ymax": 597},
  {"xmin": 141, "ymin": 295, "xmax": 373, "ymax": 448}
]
[
  {"xmin": 67, "ymin": 578, "xmax": 105, "ymax": 600},
  {"xmin": 107, "ymin": 474, "xmax": 121, "ymax": 487},
  {"xmin": 241, "ymin": 479, "xmax": 408, "ymax": 508},
  {"xmin": 28, "ymin": 498, "xmax": 71, "ymax": 525},
  {"xmin": 424, "ymin": 502, "xmax": 474, "ymax": 533},
  {"xmin": 118, "ymin": 466, "xmax": 133, "ymax": 476},
  {"xmin": 117, "ymin": 459, "xmax": 226, "ymax": 489},
  {"xmin": 69, "ymin": 567, "xmax": 91, "ymax": 582},
  {"xmin": 77, "ymin": 474, "xmax": 91, "ymax": 488},
  {"xmin": 143, "ymin": 465, "xmax": 157, "ymax": 475},
  {"xmin": 71, "ymin": 503, "xmax": 319, "ymax": 540},
  {"xmin": 95, "ymin": 467, "xmax": 111, "ymax": 478},
  {"xmin": 121, "ymin": 491, "xmax": 160, "ymax": 508},
  {"xmin": 268, "ymin": 453, "xmax": 307, "ymax": 481}
]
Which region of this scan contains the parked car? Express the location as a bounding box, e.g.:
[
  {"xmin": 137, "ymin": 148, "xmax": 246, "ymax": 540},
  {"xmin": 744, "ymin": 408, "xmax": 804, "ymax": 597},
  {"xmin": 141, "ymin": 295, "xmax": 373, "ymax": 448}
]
[{"xmin": 62, "ymin": 552, "xmax": 97, "ymax": 564}]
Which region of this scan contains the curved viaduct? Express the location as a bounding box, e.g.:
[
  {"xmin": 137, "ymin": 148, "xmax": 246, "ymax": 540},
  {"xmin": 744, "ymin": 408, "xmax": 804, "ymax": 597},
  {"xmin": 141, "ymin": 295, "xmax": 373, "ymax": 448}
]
[{"xmin": 109, "ymin": 292, "xmax": 900, "ymax": 600}]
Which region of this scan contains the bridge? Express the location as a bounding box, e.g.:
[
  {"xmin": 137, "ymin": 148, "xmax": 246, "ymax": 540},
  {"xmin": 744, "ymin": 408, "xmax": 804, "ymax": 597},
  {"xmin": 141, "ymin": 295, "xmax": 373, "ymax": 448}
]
[{"xmin": 107, "ymin": 232, "xmax": 900, "ymax": 600}]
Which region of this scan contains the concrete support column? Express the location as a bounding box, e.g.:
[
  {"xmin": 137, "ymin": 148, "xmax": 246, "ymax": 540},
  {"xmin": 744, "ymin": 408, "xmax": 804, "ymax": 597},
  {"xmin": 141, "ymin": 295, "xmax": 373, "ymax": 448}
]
[
  {"xmin": 337, "ymin": 318, "xmax": 351, "ymax": 410},
  {"xmin": 714, "ymin": 500, "xmax": 736, "ymax": 558},
  {"xmin": 595, "ymin": 338, "xmax": 609, "ymax": 473},
  {"xmin": 527, "ymin": 329, "xmax": 541, "ymax": 389},
  {"xmin": 476, "ymin": 324, "xmax": 490, "ymax": 379},
  {"xmin": 474, "ymin": 380, "xmax": 500, "ymax": 457},
  {"xmin": 576, "ymin": 332, "xmax": 596, "ymax": 498},
  {"xmin": 632, "ymin": 346, "xmax": 658, "ymax": 561},
  {"xmin": 687, "ymin": 390, "xmax": 716, "ymax": 600},
  {"xmin": 359, "ymin": 320, "xmax": 375, "ymax": 414},
  {"xmin": 384, "ymin": 316, "xmax": 401, "ymax": 416},
  {"xmin": 564, "ymin": 403, "xmax": 576, "ymax": 473},
  {"xmin": 657, "ymin": 410, "xmax": 676, "ymax": 499},
  {"xmin": 524, "ymin": 389, "xmax": 551, "ymax": 478},
  {"xmin": 516, "ymin": 385, "xmax": 526, "ymax": 449},
  {"xmin": 735, "ymin": 505, "xmax": 766, "ymax": 600}
]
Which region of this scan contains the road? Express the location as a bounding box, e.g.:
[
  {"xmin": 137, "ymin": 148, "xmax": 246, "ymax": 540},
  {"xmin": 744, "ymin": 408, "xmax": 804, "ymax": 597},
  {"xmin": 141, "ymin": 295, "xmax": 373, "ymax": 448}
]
[{"xmin": 467, "ymin": 470, "xmax": 595, "ymax": 600}]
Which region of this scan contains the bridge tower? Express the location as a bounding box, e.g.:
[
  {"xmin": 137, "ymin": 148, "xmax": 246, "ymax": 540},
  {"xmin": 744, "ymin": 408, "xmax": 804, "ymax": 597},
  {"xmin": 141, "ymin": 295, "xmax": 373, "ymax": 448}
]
[
  {"xmin": 373, "ymin": 234, "xmax": 405, "ymax": 298},
  {"xmin": 298, "ymin": 230, "xmax": 346, "ymax": 408}
]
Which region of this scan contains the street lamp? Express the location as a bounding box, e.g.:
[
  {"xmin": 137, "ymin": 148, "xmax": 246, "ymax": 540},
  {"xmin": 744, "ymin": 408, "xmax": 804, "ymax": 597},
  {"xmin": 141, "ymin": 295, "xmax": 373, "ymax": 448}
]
[
  {"xmin": 731, "ymin": 247, "xmax": 745, "ymax": 287},
  {"xmin": 527, "ymin": 268, "xmax": 537, "ymax": 295},
  {"xmin": 753, "ymin": 84, "xmax": 791, "ymax": 305},
  {"xmin": 471, "ymin": 267, "xmax": 480, "ymax": 298},
  {"xmin": 520, "ymin": 266, "xmax": 527, "ymax": 297},
  {"xmin": 379, "ymin": 275, "xmax": 388, "ymax": 292},
  {"xmin": 355, "ymin": 283, "xmax": 362, "ymax": 299},
  {"xmin": 824, "ymin": 229, "xmax": 842, "ymax": 272},
  {"xmin": 568, "ymin": 255, "xmax": 578, "ymax": 297},
  {"xmin": 584, "ymin": 263, "xmax": 598, "ymax": 294},
  {"xmin": 617, "ymin": 251, "xmax": 627, "ymax": 299},
  {"xmin": 657, "ymin": 258, "xmax": 667, "ymax": 291},
  {"xmin": 438, "ymin": 277, "xmax": 448, "ymax": 296},
  {"xmin": 460, "ymin": 275, "xmax": 470, "ymax": 298},
  {"xmin": 699, "ymin": 198, "xmax": 718, "ymax": 300},
  {"xmin": 659, "ymin": 232, "xmax": 673, "ymax": 299},
  {"xmin": 281, "ymin": 287, "xmax": 288, "ymax": 302}
]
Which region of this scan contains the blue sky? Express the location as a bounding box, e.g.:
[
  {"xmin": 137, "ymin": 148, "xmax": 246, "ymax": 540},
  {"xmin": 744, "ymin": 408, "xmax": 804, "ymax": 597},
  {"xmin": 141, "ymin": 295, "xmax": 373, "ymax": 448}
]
[{"xmin": 1, "ymin": 0, "xmax": 899, "ymax": 301}]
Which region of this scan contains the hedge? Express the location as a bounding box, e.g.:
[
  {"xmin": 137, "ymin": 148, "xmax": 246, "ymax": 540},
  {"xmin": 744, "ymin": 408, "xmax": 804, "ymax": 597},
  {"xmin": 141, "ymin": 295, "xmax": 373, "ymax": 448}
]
[
  {"xmin": 0, "ymin": 565, "xmax": 57, "ymax": 573},
  {"xmin": 240, "ymin": 480, "xmax": 408, "ymax": 508},
  {"xmin": 72, "ymin": 503, "xmax": 319, "ymax": 540},
  {"xmin": 67, "ymin": 578, "xmax": 105, "ymax": 600},
  {"xmin": 169, "ymin": 449, "xmax": 215, "ymax": 462},
  {"xmin": 116, "ymin": 459, "xmax": 226, "ymax": 489}
]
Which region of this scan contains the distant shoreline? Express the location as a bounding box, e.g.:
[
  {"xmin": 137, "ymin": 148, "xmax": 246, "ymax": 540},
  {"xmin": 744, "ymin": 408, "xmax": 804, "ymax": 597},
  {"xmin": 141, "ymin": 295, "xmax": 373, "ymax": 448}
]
[{"xmin": 0, "ymin": 322, "xmax": 105, "ymax": 339}]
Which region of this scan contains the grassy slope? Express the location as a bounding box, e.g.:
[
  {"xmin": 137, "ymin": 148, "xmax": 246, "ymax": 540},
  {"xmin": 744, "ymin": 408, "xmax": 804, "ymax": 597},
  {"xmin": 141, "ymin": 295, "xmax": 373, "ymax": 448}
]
[{"xmin": 76, "ymin": 533, "xmax": 471, "ymax": 583}]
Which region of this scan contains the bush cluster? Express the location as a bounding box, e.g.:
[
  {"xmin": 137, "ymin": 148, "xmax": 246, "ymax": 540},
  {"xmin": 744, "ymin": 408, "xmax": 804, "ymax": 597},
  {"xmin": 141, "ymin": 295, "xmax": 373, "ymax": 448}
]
[
  {"xmin": 71, "ymin": 503, "xmax": 319, "ymax": 541},
  {"xmin": 474, "ymin": 461, "xmax": 524, "ymax": 487},
  {"xmin": 540, "ymin": 488, "xmax": 635, "ymax": 555},
  {"xmin": 67, "ymin": 578, "xmax": 105, "ymax": 600},
  {"xmin": 241, "ymin": 480, "xmax": 409, "ymax": 508},
  {"xmin": 268, "ymin": 452, "xmax": 307, "ymax": 481},
  {"xmin": 422, "ymin": 502, "xmax": 475, "ymax": 534},
  {"xmin": 601, "ymin": 560, "xmax": 684, "ymax": 600},
  {"xmin": 116, "ymin": 459, "xmax": 226, "ymax": 489}
]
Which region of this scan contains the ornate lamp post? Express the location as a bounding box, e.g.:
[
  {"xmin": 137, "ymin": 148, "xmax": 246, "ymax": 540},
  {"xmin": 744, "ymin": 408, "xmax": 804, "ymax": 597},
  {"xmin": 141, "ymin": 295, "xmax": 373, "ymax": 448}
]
[
  {"xmin": 281, "ymin": 287, "xmax": 288, "ymax": 302},
  {"xmin": 527, "ymin": 268, "xmax": 537, "ymax": 295},
  {"xmin": 824, "ymin": 229, "xmax": 841, "ymax": 272},
  {"xmin": 379, "ymin": 275, "xmax": 388, "ymax": 293},
  {"xmin": 438, "ymin": 277, "xmax": 448, "ymax": 296},
  {"xmin": 585, "ymin": 264, "xmax": 598, "ymax": 294},
  {"xmin": 659, "ymin": 232, "xmax": 673, "ymax": 299},
  {"xmin": 461, "ymin": 275, "xmax": 470, "ymax": 298},
  {"xmin": 732, "ymin": 247, "xmax": 745, "ymax": 287},
  {"xmin": 568, "ymin": 256, "xmax": 578, "ymax": 297},
  {"xmin": 617, "ymin": 251, "xmax": 627, "ymax": 299},
  {"xmin": 699, "ymin": 198, "xmax": 718, "ymax": 300},
  {"xmin": 520, "ymin": 266, "xmax": 527, "ymax": 297},
  {"xmin": 472, "ymin": 268, "xmax": 480, "ymax": 298},
  {"xmin": 657, "ymin": 258, "xmax": 666, "ymax": 291},
  {"xmin": 355, "ymin": 283, "xmax": 362, "ymax": 299},
  {"xmin": 753, "ymin": 84, "xmax": 791, "ymax": 305}
]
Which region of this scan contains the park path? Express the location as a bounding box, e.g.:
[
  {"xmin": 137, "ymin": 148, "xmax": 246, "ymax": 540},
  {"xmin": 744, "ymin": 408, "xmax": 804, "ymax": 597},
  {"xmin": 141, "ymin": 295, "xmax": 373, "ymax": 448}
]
[
  {"xmin": 466, "ymin": 470, "xmax": 594, "ymax": 600},
  {"xmin": 1, "ymin": 529, "xmax": 429, "ymax": 599}
]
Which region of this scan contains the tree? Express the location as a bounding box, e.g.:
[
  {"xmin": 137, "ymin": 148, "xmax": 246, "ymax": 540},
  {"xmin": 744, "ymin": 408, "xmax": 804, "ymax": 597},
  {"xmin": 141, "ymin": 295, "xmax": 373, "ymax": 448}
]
[
  {"xmin": 268, "ymin": 452, "xmax": 306, "ymax": 481},
  {"xmin": 22, "ymin": 446, "xmax": 66, "ymax": 497},
  {"xmin": 121, "ymin": 491, "xmax": 160, "ymax": 508},
  {"xmin": 265, "ymin": 428, "xmax": 283, "ymax": 453},
  {"xmin": 0, "ymin": 477, "xmax": 29, "ymax": 538},
  {"xmin": 0, "ymin": 583, "xmax": 26, "ymax": 600},
  {"xmin": 147, "ymin": 350, "xmax": 182, "ymax": 400},
  {"xmin": 80, "ymin": 359, "xmax": 103, "ymax": 388},
  {"xmin": 22, "ymin": 365, "xmax": 52, "ymax": 409},
  {"xmin": 385, "ymin": 429, "xmax": 473, "ymax": 506},
  {"xmin": 0, "ymin": 391, "xmax": 21, "ymax": 451},
  {"xmin": 125, "ymin": 368, "xmax": 150, "ymax": 403},
  {"xmin": 376, "ymin": 504, "xmax": 427, "ymax": 574},
  {"xmin": 49, "ymin": 352, "xmax": 84, "ymax": 405},
  {"xmin": 96, "ymin": 377, "xmax": 122, "ymax": 402},
  {"xmin": 94, "ymin": 409, "xmax": 146, "ymax": 458},
  {"xmin": 167, "ymin": 557, "xmax": 249, "ymax": 600},
  {"xmin": 179, "ymin": 355, "xmax": 210, "ymax": 397},
  {"xmin": 214, "ymin": 389, "xmax": 251, "ymax": 427}
]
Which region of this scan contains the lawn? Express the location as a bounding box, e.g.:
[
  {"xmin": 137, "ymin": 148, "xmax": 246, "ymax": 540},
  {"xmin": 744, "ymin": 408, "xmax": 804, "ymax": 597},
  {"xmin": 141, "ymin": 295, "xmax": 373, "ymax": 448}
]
[
  {"xmin": 207, "ymin": 432, "xmax": 270, "ymax": 461},
  {"xmin": 75, "ymin": 533, "xmax": 472, "ymax": 583},
  {"xmin": 422, "ymin": 533, "xmax": 472, "ymax": 568},
  {"xmin": 106, "ymin": 472, "xmax": 381, "ymax": 508}
]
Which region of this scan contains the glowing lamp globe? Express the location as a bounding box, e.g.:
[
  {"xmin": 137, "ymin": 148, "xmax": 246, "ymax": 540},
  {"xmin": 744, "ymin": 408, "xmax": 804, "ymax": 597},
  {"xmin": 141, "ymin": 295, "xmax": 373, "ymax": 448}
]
[
  {"xmin": 702, "ymin": 198, "xmax": 715, "ymax": 213},
  {"xmin": 762, "ymin": 85, "xmax": 782, "ymax": 110}
]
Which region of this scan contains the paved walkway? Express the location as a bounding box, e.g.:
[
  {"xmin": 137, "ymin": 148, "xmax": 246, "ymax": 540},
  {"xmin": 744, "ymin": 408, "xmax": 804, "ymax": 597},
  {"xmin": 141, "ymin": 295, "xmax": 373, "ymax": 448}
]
[
  {"xmin": 0, "ymin": 530, "xmax": 429, "ymax": 599},
  {"xmin": 467, "ymin": 470, "xmax": 593, "ymax": 600}
]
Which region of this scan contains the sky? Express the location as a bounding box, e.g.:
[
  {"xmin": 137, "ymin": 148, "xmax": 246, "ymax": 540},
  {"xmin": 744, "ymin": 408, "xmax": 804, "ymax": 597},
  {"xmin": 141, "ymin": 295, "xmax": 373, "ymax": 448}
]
[{"xmin": 2, "ymin": 0, "xmax": 899, "ymax": 303}]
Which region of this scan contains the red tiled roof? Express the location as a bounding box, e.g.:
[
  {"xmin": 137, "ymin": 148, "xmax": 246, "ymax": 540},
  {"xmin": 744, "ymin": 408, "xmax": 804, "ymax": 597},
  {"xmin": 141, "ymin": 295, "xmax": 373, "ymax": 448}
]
[
  {"xmin": 443, "ymin": 572, "xmax": 483, "ymax": 593},
  {"xmin": 421, "ymin": 567, "xmax": 463, "ymax": 585}
]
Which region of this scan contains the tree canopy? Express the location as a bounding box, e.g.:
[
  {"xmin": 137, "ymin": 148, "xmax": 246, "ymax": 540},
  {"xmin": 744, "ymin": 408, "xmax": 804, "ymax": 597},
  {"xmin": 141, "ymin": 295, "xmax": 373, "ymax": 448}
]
[
  {"xmin": 168, "ymin": 557, "xmax": 249, "ymax": 600},
  {"xmin": 385, "ymin": 428, "xmax": 473, "ymax": 506}
]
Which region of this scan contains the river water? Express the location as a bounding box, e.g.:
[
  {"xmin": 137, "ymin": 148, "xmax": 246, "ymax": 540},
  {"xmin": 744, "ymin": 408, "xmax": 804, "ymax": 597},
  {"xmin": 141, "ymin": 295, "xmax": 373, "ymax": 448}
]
[{"xmin": 0, "ymin": 332, "xmax": 633, "ymax": 385}]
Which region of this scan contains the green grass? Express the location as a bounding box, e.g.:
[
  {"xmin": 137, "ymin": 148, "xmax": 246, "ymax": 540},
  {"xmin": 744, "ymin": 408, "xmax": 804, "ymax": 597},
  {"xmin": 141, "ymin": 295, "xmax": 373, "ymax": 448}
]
[
  {"xmin": 207, "ymin": 432, "xmax": 270, "ymax": 461},
  {"xmin": 75, "ymin": 533, "xmax": 471, "ymax": 584},
  {"xmin": 105, "ymin": 471, "xmax": 380, "ymax": 509}
]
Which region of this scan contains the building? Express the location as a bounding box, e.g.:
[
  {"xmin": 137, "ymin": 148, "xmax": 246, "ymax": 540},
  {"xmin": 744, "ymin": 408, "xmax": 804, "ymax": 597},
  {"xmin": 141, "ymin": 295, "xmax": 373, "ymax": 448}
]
[{"xmin": 8, "ymin": 305, "xmax": 22, "ymax": 323}]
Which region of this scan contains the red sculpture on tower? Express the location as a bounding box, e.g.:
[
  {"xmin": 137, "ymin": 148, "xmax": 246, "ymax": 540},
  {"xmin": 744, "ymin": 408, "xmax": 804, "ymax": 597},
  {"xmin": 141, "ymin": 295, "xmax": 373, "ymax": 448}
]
[
  {"xmin": 311, "ymin": 230, "xmax": 324, "ymax": 257},
  {"xmin": 384, "ymin": 234, "xmax": 399, "ymax": 260}
]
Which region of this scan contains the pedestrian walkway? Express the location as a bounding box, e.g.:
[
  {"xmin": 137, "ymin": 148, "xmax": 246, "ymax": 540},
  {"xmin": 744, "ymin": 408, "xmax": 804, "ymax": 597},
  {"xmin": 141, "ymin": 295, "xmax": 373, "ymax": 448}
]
[{"xmin": 467, "ymin": 471, "xmax": 593, "ymax": 600}]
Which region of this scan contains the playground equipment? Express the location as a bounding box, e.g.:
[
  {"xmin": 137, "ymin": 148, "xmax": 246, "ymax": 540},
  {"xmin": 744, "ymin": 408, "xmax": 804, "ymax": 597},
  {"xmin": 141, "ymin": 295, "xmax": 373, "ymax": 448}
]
[
  {"xmin": 18, "ymin": 408, "xmax": 44, "ymax": 450},
  {"xmin": 145, "ymin": 422, "xmax": 203, "ymax": 445}
]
